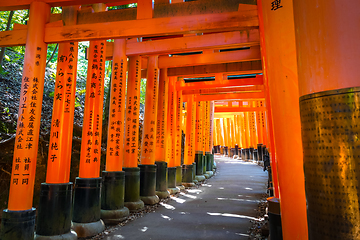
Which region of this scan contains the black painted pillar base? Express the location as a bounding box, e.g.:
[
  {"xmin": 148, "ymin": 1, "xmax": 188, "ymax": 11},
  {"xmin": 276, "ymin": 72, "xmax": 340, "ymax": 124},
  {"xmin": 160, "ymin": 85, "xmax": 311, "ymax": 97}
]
[
  {"xmin": 224, "ymin": 146, "xmax": 228, "ymax": 156},
  {"xmin": 0, "ymin": 208, "xmax": 36, "ymax": 240},
  {"xmin": 210, "ymin": 154, "xmax": 215, "ymax": 171},
  {"xmin": 192, "ymin": 162, "xmax": 198, "ymax": 183},
  {"xmin": 244, "ymin": 148, "xmax": 249, "ymax": 160},
  {"xmin": 203, "ymin": 155, "xmax": 210, "ymax": 179},
  {"xmin": 195, "ymin": 152, "xmax": 206, "ymax": 181},
  {"xmin": 123, "ymin": 167, "xmax": 144, "ymax": 212},
  {"xmin": 176, "ymin": 166, "xmax": 185, "ymax": 190},
  {"xmin": 241, "ymin": 148, "xmax": 245, "ymax": 160},
  {"xmin": 257, "ymin": 143, "xmax": 263, "ymax": 161},
  {"xmin": 72, "ymin": 177, "xmax": 105, "ymax": 238},
  {"xmin": 205, "ymin": 152, "xmax": 213, "ymax": 171},
  {"xmin": 268, "ymin": 197, "xmax": 283, "ymax": 240},
  {"xmin": 35, "ymin": 183, "xmax": 76, "ymax": 239},
  {"xmin": 235, "ymin": 145, "xmax": 239, "ymax": 155},
  {"xmin": 155, "ymin": 161, "xmax": 170, "ymax": 199},
  {"xmin": 101, "ymin": 171, "xmax": 129, "ymax": 225},
  {"xmin": 249, "ymin": 147, "xmax": 254, "ymax": 160},
  {"xmin": 182, "ymin": 164, "xmax": 195, "ymax": 187},
  {"xmin": 139, "ymin": 165, "xmax": 160, "ymax": 205},
  {"xmin": 195, "ymin": 151, "xmax": 204, "ymax": 176},
  {"xmin": 204, "ymin": 153, "xmax": 213, "ymax": 178},
  {"xmin": 167, "ymin": 167, "xmax": 180, "ymax": 194}
]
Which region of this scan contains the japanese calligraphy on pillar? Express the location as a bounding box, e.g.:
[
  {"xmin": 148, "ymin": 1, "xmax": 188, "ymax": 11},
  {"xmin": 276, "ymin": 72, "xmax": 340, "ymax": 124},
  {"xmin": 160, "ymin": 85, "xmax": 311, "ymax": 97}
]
[
  {"xmin": 167, "ymin": 77, "xmax": 177, "ymax": 167},
  {"xmin": 46, "ymin": 42, "xmax": 78, "ymax": 183},
  {"xmin": 155, "ymin": 69, "xmax": 168, "ymax": 162},
  {"xmin": 123, "ymin": 56, "xmax": 141, "ymax": 167},
  {"xmin": 9, "ymin": 42, "xmax": 47, "ymax": 210},
  {"xmin": 203, "ymin": 101, "xmax": 209, "ymax": 152},
  {"xmin": 106, "ymin": 39, "xmax": 127, "ymax": 171},
  {"xmin": 175, "ymin": 87, "xmax": 182, "ymax": 165},
  {"xmin": 79, "ymin": 41, "xmax": 106, "ymax": 178},
  {"xmin": 195, "ymin": 101, "xmax": 203, "ymax": 152},
  {"xmin": 140, "ymin": 56, "xmax": 159, "ymax": 165},
  {"xmin": 209, "ymin": 101, "xmax": 214, "ymax": 151},
  {"xmin": 271, "ymin": 0, "xmax": 283, "ymax": 11}
]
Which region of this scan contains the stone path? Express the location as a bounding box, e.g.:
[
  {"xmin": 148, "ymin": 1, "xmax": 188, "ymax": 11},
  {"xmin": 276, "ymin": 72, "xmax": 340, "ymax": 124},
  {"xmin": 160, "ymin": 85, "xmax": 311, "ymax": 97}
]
[{"xmin": 103, "ymin": 155, "xmax": 268, "ymax": 240}]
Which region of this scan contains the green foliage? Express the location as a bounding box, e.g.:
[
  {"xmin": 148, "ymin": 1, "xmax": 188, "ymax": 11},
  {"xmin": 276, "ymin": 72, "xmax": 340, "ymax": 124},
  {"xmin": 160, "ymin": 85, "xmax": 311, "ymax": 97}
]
[
  {"xmin": 140, "ymin": 78, "xmax": 147, "ymax": 105},
  {"xmin": 108, "ymin": 3, "xmax": 137, "ymax": 10}
]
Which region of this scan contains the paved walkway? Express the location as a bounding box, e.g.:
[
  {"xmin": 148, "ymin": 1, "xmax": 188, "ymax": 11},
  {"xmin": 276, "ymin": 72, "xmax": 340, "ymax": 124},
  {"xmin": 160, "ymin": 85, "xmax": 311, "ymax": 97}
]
[{"xmin": 103, "ymin": 156, "xmax": 268, "ymax": 240}]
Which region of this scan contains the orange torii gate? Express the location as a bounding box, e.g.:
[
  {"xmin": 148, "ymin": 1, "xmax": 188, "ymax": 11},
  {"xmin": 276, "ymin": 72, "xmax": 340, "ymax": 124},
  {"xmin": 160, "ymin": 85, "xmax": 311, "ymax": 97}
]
[{"xmin": 3, "ymin": 0, "xmax": 351, "ymax": 239}]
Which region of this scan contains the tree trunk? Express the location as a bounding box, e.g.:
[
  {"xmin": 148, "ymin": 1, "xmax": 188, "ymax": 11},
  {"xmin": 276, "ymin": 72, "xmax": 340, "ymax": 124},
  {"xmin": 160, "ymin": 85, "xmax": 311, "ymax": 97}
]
[{"xmin": 0, "ymin": 11, "xmax": 14, "ymax": 67}]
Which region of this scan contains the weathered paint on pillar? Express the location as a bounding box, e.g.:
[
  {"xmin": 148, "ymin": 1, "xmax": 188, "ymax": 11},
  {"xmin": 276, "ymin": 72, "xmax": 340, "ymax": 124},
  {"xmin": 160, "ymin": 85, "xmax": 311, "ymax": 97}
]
[
  {"xmin": 140, "ymin": 56, "xmax": 159, "ymax": 165},
  {"xmin": 184, "ymin": 96, "xmax": 195, "ymax": 165},
  {"xmin": 123, "ymin": 56, "xmax": 141, "ymax": 168},
  {"xmin": 174, "ymin": 79, "xmax": 182, "ymax": 166},
  {"xmin": 8, "ymin": 1, "xmax": 50, "ymax": 211},
  {"xmin": 259, "ymin": 0, "xmax": 308, "ymax": 238},
  {"xmin": 155, "ymin": 69, "xmax": 168, "ymax": 162},
  {"xmin": 106, "ymin": 39, "xmax": 127, "ymax": 171},
  {"xmin": 167, "ymin": 76, "xmax": 177, "ymax": 167},
  {"xmin": 46, "ymin": 42, "xmax": 78, "ymax": 183},
  {"xmin": 78, "ymin": 40, "xmax": 106, "ymax": 178}
]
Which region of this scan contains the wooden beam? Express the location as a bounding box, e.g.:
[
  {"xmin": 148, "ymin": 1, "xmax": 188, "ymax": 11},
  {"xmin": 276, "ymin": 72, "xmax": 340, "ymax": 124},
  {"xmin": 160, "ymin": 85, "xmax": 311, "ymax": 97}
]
[
  {"xmin": 104, "ymin": 30, "xmax": 259, "ymax": 57},
  {"xmin": 177, "ymin": 75, "xmax": 263, "ymax": 90},
  {"xmin": 158, "ymin": 46, "xmax": 260, "ymax": 68},
  {"xmin": 215, "ymin": 106, "xmax": 266, "ymax": 112},
  {"xmin": 167, "ymin": 60, "xmax": 262, "ymax": 77},
  {"xmin": 52, "ymin": 1, "xmax": 254, "ymax": 24},
  {"xmin": 0, "ymin": 0, "xmax": 134, "ymax": 11},
  {"xmin": 43, "ymin": 10, "xmax": 258, "ymax": 43},
  {"xmin": 0, "ymin": 5, "xmax": 258, "ymax": 47},
  {"xmin": 182, "ymin": 85, "xmax": 264, "ymax": 95},
  {"xmin": 191, "ymin": 92, "xmax": 264, "ymax": 102}
]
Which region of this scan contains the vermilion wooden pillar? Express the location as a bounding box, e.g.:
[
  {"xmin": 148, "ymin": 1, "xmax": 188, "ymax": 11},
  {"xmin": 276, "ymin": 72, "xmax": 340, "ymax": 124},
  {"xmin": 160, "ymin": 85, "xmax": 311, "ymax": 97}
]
[
  {"xmin": 206, "ymin": 101, "xmax": 215, "ymax": 173},
  {"xmin": 294, "ymin": 1, "xmax": 360, "ymax": 239},
  {"xmin": 182, "ymin": 96, "xmax": 196, "ymax": 187},
  {"xmin": 73, "ymin": 36, "xmax": 107, "ymax": 237},
  {"xmin": 33, "ymin": 6, "xmax": 79, "ymax": 239},
  {"xmin": 123, "ymin": 55, "xmax": 144, "ymax": 211},
  {"xmin": 167, "ymin": 76, "xmax": 179, "ymax": 193},
  {"xmin": 194, "ymin": 101, "xmax": 205, "ymax": 181},
  {"xmin": 175, "ymin": 79, "xmax": 184, "ymax": 189},
  {"xmin": 101, "ymin": 39, "xmax": 130, "ymax": 224},
  {"xmin": 257, "ymin": 0, "xmax": 279, "ymax": 198},
  {"xmin": 139, "ymin": 55, "xmax": 160, "ymax": 205},
  {"xmin": 154, "ymin": 68, "xmax": 170, "ymax": 199},
  {"xmin": 258, "ymin": 0, "xmax": 308, "ymax": 239},
  {"xmin": 1, "ymin": 2, "xmax": 50, "ymax": 240}
]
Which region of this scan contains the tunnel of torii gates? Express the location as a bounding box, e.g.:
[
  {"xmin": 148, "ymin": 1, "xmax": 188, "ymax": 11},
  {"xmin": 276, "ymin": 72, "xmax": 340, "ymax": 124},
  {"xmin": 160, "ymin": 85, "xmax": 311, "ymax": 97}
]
[{"xmin": 0, "ymin": 0, "xmax": 359, "ymax": 239}]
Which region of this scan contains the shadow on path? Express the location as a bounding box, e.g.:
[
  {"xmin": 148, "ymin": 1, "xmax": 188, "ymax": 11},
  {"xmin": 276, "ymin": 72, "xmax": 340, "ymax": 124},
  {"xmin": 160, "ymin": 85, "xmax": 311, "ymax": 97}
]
[{"xmin": 100, "ymin": 156, "xmax": 268, "ymax": 240}]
